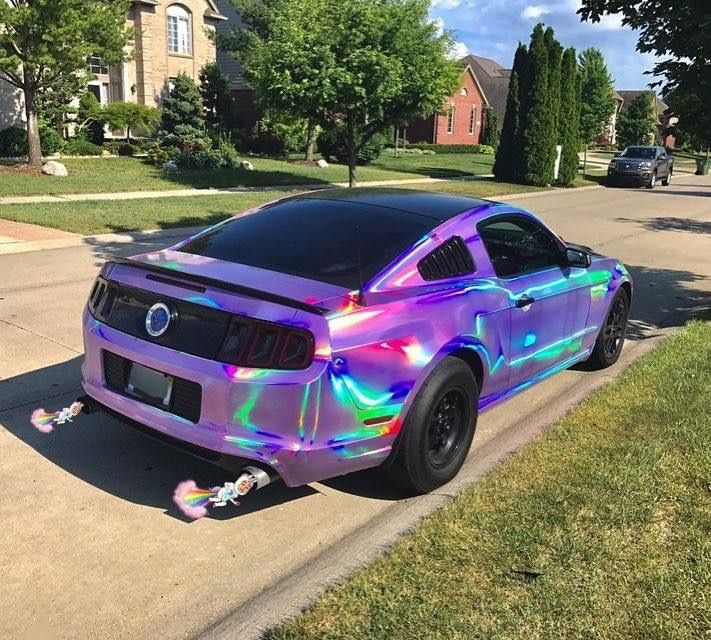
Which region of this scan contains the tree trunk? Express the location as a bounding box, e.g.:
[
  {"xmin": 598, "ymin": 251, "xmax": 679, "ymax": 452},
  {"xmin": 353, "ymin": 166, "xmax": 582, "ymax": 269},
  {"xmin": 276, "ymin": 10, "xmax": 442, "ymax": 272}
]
[
  {"xmin": 23, "ymin": 71, "xmax": 42, "ymax": 167},
  {"xmin": 583, "ymin": 143, "xmax": 588, "ymax": 176},
  {"xmin": 346, "ymin": 116, "xmax": 357, "ymax": 188},
  {"xmin": 305, "ymin": 122, "xmax": 316, "ymax": 162},
  {"xmin": 394, "ymin": 127, "xmax": 400, "ymax": 158},
  {"xmin": 126, "ymin": 126, "xmax": 131, "ymax": 143}
]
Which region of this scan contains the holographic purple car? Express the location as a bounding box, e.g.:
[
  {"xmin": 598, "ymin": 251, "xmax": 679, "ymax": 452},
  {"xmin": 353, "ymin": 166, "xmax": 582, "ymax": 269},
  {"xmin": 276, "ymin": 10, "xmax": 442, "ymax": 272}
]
[{"xmin": 81, "ymin": 189, "xmax": 632, "ymax": 493}]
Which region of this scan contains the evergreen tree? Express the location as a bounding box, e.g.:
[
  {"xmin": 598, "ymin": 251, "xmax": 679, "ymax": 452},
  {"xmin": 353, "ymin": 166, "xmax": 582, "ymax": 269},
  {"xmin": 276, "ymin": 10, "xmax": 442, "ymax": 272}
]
[
  {"xmin": 521, "ymin": 24, "xmax": 551, "ymax": 186},
  {"xmin": 545, "ymin": 27, "xmax": 563, "ymax": 183},
  {"xmin": 493, "ymin": 44, "xmax": 527, "ymax": 181},
  {"xmin": 158, "ymin": 73, "xmax": 205, "ymax": 135},
  {"xmin": 558, "ymin": 47, "xmax": 580, "ymax": 185},
  {"xmin": 616, "ymin": 92, "xmax": 656, "ymax": 147},
  {"xmin": 481, "ymin": 107, "xmax": 500, "ymax": 149},
  {"xmin": 199, "ymin": 62, "xmax": 237, "ymax": 133}
]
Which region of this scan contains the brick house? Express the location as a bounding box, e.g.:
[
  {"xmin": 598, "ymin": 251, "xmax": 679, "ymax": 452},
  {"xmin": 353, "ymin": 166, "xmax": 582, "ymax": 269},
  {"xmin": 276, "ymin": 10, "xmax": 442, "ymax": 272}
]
[
  {"xmin": 406, "ymin": 65, "xmax": 487, "ymax": 145},
  {"xmin": 0, "ymin": 0, "xmax": 227, "ymax": 131}
]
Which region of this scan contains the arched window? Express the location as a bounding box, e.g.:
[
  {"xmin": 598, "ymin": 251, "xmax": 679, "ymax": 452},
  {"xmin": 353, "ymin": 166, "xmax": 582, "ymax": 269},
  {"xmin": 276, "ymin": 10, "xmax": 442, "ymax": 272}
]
[
  {"xmin": 460, "ymin": 87, "xmax": 468, "ymax": 97},
  {"xmin": 167, "ymin": 5, "xmax": 192, "ymax": 55}
]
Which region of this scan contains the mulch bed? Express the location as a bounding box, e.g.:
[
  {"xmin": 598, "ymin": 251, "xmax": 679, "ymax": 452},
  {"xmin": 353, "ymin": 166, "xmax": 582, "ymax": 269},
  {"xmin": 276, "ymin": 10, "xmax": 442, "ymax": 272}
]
[{"xmin": 0, "ymin": 163, "xmax": 44, "ymax": 177}]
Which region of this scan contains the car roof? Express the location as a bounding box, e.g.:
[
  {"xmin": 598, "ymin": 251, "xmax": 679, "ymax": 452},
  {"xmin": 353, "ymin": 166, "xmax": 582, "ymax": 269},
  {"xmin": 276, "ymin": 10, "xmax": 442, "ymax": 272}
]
[{"xmin": 287, "ymin": 188, "xmax": 490, "ymax": 222}]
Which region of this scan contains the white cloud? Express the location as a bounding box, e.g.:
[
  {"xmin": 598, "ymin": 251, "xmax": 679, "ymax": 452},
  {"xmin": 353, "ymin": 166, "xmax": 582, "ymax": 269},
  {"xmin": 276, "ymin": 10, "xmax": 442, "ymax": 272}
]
[
  {"xmin": 449, "ymin": 41, "xmax": 470, "ymax": 59},
  {"xmin": 566, "ymin": 0, "xmax": 623, "ymax": 29},
  {"xmin": 432, "ymin": 17, "xmax": 445, "ymax": 36},
  {"xmin": 432, "ymin": 0, "xmax": 463, "ymax": 8},
  {"xmin": 521, "ymin": 4, "xmax": 551, "ymax": 19}
]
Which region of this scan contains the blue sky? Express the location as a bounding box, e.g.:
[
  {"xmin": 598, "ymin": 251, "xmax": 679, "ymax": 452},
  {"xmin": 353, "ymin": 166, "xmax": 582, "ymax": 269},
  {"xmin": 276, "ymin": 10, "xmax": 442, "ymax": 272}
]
[{"xmin": 431, "ymin": 0, "xmax": 659, "ymax": 90}]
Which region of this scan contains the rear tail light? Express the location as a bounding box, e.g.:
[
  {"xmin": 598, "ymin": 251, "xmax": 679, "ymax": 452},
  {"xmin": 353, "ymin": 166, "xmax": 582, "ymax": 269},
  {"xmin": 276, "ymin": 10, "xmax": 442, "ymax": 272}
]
[{"xmin": 218, "ymin": 317, "xmax": 314, "ymax": 370}]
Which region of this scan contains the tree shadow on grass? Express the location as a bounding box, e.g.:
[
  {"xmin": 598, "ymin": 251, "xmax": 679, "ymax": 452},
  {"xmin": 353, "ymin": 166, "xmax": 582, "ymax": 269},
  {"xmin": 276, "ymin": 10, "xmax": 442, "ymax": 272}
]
[{"xmin": 150, "ymin": 159, "xmax": 334, "ymax": 190}]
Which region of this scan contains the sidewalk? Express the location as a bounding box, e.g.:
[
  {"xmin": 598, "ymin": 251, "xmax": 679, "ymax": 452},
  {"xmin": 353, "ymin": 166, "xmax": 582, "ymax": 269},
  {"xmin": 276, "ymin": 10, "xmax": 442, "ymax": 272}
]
[{"xmin": 0, "ymin": 174, "xmax": 495, "ymax": 207}]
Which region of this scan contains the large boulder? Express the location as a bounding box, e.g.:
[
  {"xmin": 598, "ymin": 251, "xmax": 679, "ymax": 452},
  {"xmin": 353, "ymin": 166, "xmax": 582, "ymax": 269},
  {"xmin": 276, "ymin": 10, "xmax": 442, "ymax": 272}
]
[
  {"xmin": 41, "ymin": 161, "xmax": 68, "ymax": 177},
  {"xmin": 317, "ymin": 159, "xmax": 329, "ymax": 168},
  {"xmin": 240, "ymin": 160, "xmax": 254, "ymax": 171}
]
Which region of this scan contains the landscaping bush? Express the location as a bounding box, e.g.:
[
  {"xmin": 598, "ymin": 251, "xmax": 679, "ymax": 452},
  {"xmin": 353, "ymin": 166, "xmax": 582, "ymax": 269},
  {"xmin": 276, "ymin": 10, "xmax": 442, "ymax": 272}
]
[
  {"xmin": 62, "ymin": 138, "xmax": 103, "ymax": 156},
  {"xmin": 116, "ymin": 142, "xmax": 140, "ymax": 156},
  {"xmin": 404, "ymin": 143, "xmax": 493, "ymax": 154},
  {"xmin": 39, "ymin": 124, "xmax": 63, "ymax": 155},
  {"xmin": 147, "ymin": 143, "xmax": 170, "ymax": 167},
  {"xmin": 238, "ymin": 131, "xmax": 287, "ymax": 157},
  {"xmin": 0, "ymin": 126, "xmax": 28, "ymax": 157},
  {"xmin": 318, "ymin": 125, "xmax": 385, "ymax": 165}
]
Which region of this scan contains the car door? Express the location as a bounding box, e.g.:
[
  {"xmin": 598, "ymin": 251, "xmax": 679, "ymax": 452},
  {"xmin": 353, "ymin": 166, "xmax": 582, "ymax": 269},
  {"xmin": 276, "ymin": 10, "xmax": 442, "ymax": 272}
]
[
  {"xmin": 477, "ymin": 214, "xmax": 591, "ymax": 386},
  {"xmin": 657, "ymin": 148, "xmax": 669, "ymax": 177}
]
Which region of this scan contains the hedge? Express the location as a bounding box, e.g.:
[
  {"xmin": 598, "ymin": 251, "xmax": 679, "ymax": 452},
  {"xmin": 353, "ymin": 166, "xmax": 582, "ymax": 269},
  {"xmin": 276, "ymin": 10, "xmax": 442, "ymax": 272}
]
[{"xmin": 399, "ymin": 143, "xmax": 494, "ymax": 154}]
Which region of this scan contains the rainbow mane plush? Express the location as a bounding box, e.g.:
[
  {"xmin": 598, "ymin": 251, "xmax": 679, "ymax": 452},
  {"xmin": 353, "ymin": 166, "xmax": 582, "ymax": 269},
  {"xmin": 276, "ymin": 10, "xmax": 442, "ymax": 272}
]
[
  {"xmin": 173, "ymin": 480, "xmax": 222, "ymax": 519},
  {"xmin": 30, "ymin": 402, "xmax": 84, "ymax": 434}
]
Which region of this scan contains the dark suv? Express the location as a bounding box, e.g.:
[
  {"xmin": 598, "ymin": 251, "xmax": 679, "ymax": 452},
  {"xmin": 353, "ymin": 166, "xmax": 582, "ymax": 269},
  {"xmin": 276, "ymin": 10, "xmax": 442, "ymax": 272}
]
[{"xmin": 607, "ymin": 146, "xmax": 674, "ymax": 189}]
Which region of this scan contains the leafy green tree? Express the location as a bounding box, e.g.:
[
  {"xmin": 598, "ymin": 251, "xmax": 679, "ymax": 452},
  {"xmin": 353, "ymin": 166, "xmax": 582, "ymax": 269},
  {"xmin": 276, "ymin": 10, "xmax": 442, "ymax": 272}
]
[
  {"xmin": 665, "ymin": 88, "xmax": 711, "ymax": 157},
  {"xmin": 558, "ymin": 47, "xmax": 580, "ymax": 185},
  {"xmin": 480, "ymin": 108, "xmax": 499, "ymax": 150},
  {"xmin": 493, "ymin": 44, "xmax": 527, "ymax": 181},
  {"xmin": 227, "ymin": 0, "xmax": 459, "ymax": 186},
  {"xmin": 521, "ymin": 24, "xmax": 551, "ymax": 186},
  {"xmin": 76, "ymin": 92, "xmax": 106, "ymax": 145},
  {"xmin": 578, "ymin": 48, "xmax": 616, "ymax": 171},
  {"xmin": 158, "ymin": 73, "xmax": 205, "ymax": 135},
  {"xmin": 104, "ymin": 102, "xmax": 160, "ymax": 142},
  {"xmin": 199, "ymin": 62, "xmax": 237, "ymax": 134},
  {"xmin": 36, "ymin": 74, "xmax": 87, "ymax": 130},
  {"xmin": 616, "ymin": 92, "xmax": 656, "ymax": 147},
  {"xmin": 0, "ymin": 0, "xmax": 131, "ymax": 166}
]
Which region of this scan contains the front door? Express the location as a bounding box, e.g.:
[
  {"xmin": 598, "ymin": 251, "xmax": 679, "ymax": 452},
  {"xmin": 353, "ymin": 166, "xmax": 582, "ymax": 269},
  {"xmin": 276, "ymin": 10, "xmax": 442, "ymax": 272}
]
[{"xmin": 478, "ymin": 214, "xmax": 591, "ymax": 387}]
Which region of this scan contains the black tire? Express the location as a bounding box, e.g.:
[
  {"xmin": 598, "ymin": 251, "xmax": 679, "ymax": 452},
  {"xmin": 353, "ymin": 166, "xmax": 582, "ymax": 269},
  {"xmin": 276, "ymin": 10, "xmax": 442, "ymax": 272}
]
[
  {"xmin": 586, "ymin": 289, "xmax": 630, "ymax": 370},
  {"xmin": 385, "ymin": 357, "xmax": 478, "ymax": 494},
  {"xmin": 646, "ymin": 171, "xmax": 657, "ymax": 189},
  {"xmin": 662, "ymin": 170, "xmax": 672, "ymax": 186}
]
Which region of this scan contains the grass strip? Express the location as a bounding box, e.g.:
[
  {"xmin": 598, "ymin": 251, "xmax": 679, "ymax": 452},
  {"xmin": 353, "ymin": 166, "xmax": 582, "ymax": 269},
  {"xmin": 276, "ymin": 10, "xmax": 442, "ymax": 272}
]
[
  {"xmin": 0, "ymin": 177, "xmax": 589, "ymax": 235},
  {"xmin": 270, "ymin": 320, "xmax": 711, "ymax": 640}
]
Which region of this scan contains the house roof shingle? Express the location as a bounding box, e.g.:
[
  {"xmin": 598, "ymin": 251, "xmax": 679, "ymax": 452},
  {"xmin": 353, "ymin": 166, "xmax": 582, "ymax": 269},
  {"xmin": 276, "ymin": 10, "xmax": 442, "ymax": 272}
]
[{"xmin": 461, "ymin": 54, "xmax": 511, "ymax": 121}]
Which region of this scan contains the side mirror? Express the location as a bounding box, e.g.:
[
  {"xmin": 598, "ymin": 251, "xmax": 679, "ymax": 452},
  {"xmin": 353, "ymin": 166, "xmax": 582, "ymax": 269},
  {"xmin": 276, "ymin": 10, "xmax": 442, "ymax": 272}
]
[{"xmin": 565, "ymin": 248, "xmax": 591, "ymax": 269}]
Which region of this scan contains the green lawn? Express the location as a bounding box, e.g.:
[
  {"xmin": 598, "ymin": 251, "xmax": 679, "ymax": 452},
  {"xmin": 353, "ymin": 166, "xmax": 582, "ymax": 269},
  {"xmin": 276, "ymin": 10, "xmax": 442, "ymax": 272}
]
[
  {"xmin": 0, "ymin": 192, "xmax": 291, "ymax": 235},
  {"xmin": 0, "ymin": 177, "xmax": 565, "ymax": 235},
  {"xmin": 270, "ymin": 319, "xmax": 711, "ymax": 640},
  {"xmin": 0, "ymin": 153, "xmax": 495, "ymax": 197}
]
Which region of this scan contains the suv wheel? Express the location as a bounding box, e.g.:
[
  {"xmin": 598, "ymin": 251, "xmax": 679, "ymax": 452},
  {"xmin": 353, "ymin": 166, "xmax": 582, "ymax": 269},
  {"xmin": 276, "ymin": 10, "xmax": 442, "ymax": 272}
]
[
  {"xmin": 385, "ymin": 357, "xmax": 478, "ymax": 494},
  {"xmin": 646, "ymin": 171, "xmax": 657, "ymax": 189},
  {"xmin": 662, "ymin": 170, "xmax": 672, "ymax": 186}
]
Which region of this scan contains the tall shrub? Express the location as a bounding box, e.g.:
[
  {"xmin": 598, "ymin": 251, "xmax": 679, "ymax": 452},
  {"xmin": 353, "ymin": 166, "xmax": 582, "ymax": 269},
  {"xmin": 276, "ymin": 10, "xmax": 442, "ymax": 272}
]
[
  {"xmin": 545, "ymin": 27, "xmax": 563, "ymax": 182},
  {"xmin": 521, "ymin": 24, "xmax": 552, "ymax": 186},
  {"xmin": 158, "ymin": 73, "xmax": 205, "ymax": 136},
  {"xmin": 493, "ymin": 44, "xmax": 527, "ymax": 181},
  {"xmin": 558, "ymin": 47, "xmax": 580, "ymax": 185},
  {"xmin": 481, "ymin": 108, "xmax": 500, "ymax": 150},
  {"xmin": 617, "ymin": 92, "xmax": 656, "ymax": 147}
]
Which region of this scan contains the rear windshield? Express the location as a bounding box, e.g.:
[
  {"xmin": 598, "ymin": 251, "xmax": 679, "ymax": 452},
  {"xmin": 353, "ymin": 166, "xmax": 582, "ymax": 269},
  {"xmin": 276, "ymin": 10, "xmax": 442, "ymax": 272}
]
[
  {"xmin": 621, "ymin": 147, "xmax": 656, "ymax": 159},
  {"xmin": 179, "ymin": 198, "xmax": 436, "ymax": 289}
]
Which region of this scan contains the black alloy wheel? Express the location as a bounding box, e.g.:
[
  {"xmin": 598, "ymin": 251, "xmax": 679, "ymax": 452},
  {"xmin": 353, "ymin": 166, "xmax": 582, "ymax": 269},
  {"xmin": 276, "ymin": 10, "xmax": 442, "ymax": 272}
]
[{"xmin": 427, "ymin": 389, "xmax": 466, "ymax": 468}]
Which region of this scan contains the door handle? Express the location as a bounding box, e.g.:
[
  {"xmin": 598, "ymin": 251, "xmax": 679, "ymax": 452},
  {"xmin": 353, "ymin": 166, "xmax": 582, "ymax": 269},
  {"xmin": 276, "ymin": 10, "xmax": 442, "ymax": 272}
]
[{"xmin": 515, "ymin": 295, "xmax": 535, "ymax": 308}]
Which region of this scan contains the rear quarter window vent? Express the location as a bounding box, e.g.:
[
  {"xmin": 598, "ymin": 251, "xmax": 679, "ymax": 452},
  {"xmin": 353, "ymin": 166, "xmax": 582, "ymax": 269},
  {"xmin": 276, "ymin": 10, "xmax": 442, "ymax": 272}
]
[{"xmin": 417, "ymin": 236, "xmax": 476, "ymax": 281}]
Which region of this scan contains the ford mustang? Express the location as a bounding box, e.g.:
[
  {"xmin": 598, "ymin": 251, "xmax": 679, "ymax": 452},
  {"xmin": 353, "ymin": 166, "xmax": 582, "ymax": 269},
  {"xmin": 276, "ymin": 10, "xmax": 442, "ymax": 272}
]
[{"xmin": 81, "ymin": 189, "xmax": 632, "ymax": 493}]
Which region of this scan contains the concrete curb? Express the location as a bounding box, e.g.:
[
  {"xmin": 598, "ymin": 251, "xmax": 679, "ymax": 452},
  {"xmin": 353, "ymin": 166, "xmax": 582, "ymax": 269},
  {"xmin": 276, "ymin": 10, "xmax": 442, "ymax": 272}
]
[{"xmin": 195, "ymin": 330, "xmax": 671, "ymax": 640}]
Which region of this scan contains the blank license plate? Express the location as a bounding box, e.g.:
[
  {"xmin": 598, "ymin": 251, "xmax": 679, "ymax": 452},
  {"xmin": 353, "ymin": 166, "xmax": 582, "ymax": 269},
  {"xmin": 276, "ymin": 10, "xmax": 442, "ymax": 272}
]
[{"xmin": 126, "ymin": 362, "xmax": 173, "ymax": 407}]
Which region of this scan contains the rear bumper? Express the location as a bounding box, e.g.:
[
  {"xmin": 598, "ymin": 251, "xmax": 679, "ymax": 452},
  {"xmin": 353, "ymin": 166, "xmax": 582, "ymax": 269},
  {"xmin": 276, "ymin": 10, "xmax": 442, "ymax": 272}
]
[{"xmin": 81, "ymin": 312, "xmax": 396, "ymax": 486}]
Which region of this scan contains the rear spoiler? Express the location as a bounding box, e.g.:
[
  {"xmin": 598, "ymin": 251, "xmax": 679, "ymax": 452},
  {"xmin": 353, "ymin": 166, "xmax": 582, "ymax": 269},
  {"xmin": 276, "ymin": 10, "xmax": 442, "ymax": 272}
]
[{"xmin": 106, "ymin": 257, "xmax": 329, "ymax": 316}]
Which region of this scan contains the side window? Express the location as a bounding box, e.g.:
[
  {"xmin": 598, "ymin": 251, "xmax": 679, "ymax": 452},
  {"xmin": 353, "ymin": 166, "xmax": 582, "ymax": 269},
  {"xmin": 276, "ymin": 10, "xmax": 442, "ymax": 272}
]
[
  {"xmin": 478, "ymin": 216, "xmax": 562, "ymax": 278},
  {"xmin": 417, "ymin": 236, "xmax": 476, "ymax": 281}
]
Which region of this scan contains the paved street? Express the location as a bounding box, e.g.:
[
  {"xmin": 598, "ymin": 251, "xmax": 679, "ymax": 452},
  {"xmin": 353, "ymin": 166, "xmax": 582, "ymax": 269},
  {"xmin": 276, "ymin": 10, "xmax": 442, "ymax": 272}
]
[{"xmin": 1, "ymin": 175, "xmax": 709, "ymax": 639}]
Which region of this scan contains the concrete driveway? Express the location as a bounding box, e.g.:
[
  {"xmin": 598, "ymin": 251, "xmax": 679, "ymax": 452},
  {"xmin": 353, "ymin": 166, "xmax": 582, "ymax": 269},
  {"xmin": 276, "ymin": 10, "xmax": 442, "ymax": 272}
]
[{"xmin": 1, "ymin": 175, "xmax": 709, "ymax": 639}]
